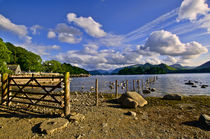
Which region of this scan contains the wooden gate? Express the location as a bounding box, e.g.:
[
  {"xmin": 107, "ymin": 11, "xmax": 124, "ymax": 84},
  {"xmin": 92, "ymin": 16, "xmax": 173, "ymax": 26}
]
[{"xmin": 1, "ymin": 72, "xmax": 70, "ymax": 116}]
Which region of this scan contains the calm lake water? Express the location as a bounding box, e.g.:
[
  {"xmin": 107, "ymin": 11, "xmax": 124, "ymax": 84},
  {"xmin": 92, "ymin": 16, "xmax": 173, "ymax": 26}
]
[{"xmin": 70, "ymin": 73, "xmax": 210, "ymax": 96}]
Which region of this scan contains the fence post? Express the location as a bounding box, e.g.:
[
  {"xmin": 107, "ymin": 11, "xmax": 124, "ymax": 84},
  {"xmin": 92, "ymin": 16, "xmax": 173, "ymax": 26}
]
[
  {"xmin": 141, "ymin": 79, "xmax": 144, "ymax": 93},
  {"xmin": 1, "ymin": 73, "xmax": 8, "ymax": 105},
  {"xmin": 115, "ymin": 80, "xmax": 118, "ymax": 98},
  {"xmin": 64, "ymin": 72, "xmax": 70, "ymax": 116},
  {"xmin": 133, "ymin": 80, "xmax": 135, "ymax": 91},
  {"xmin": 7, "ymin": 75, "xmax": 11, "ymax": 106},
  {"xmin": 95, "ymin": 79, "xmax": 98, "ymax": 106},
  {"xmin": 126, "ymin": 80, "xmax": 128, "ymax": 92},
  {"xmin": 137, "ymin": 80, "xmax": 140, "ymax": 93}
]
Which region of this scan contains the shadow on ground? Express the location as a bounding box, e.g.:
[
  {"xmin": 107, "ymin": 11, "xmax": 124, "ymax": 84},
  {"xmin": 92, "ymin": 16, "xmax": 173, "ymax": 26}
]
[
  {"xmin": 182, "ymin": 120, "xmax": 210, "ymax": 131},
  {"xmin": 0, "ymin": 105, "xmax": 60, "ymax": 118}
]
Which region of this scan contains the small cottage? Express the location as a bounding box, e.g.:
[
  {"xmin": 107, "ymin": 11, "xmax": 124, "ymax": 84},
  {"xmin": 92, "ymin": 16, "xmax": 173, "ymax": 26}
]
[{"xmin": 7, "ymin": 64, "xmax": 21, "ymax": 74}]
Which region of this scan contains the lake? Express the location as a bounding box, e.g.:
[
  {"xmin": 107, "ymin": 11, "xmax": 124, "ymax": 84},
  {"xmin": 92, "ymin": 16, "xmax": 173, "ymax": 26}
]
[{"xmin": 70, "ymin": 73, "xmax": 210, "ymax": 96}]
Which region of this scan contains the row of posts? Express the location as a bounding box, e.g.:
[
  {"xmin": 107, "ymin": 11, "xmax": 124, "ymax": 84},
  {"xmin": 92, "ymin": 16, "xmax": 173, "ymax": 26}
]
[{"xmin": 94, "ymin": 76, "xmax": 157, "ymax": 106}]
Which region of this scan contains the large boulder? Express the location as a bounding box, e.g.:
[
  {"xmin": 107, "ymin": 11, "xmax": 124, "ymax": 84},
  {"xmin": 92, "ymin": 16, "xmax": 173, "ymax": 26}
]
[
  {"xmin": 199, "ymin": 114, "xmax": 210, "ymax": 129},
  {"xmin": 126, "ymin": 91, "xmax": 148, "ymax": 107},
  {"xmin": 163, "ymin": 94, "xmax": 182, "ymax": 100},
  {"xmin": 119, "ymin": 94, "xmax": 138, "ymax": 108},
  {"xmin": 118, "ymin": 91, "xmax": 147, "ymax": 108}
]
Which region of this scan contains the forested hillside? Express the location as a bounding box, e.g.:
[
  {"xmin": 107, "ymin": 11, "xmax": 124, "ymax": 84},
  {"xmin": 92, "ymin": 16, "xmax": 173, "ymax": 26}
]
[{"xmin": 0, "ymin": 38, "xmax": 88, "ymax": 74}]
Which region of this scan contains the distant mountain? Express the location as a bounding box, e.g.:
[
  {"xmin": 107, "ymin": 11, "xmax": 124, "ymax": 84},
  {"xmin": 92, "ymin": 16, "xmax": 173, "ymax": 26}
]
[
  {"xmin": 170, "ymin": 64, "xmax": 194, "ymax": 70},
  {"xmin": 196, "ymin": 60, "xmax": 210, "ymax": 69},
  {"xmin": 89, "ymin": 70, "xmax": 110, "ymax": 75},
  {"xmin": 118, "ymin": 63, "xmax": 176, "ymax": 75}
]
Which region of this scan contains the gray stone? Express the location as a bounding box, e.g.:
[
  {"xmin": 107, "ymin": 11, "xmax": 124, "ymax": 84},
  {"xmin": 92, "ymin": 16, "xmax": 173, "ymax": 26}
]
[
  {"xmin": 150, "ymin": 88, "xmax": 156, "ymax": 92},
  {"xmin": 126, "ymin": 91, "xmax": 148, "ymax": 107},
  {"xmin": 185, "ymin": 81, "xmax": 194, "ymax": 85},
  {"xmin": 199, "ymin": 114, "xmax": 210, "ymax": 128},
  {"xmin": 201, "ymin": 85, "xmax": 208, "ymax": 88},
  {"xmin": 163, "ymin": 94, "xmax": 182, "ymax": 100},
  {"xmin": 40, "ymin": 118, "xmax": 69, "ymax": 134},
  {"xmin": 121, "ymin": 96, "xmax": 138, "ymax": 108}
]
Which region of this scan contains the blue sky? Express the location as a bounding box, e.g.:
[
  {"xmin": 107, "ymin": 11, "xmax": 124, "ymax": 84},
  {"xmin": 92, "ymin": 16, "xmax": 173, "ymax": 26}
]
[{"xmin": 0, "ymin": 0, "xmax": 210, "ymax": 70}]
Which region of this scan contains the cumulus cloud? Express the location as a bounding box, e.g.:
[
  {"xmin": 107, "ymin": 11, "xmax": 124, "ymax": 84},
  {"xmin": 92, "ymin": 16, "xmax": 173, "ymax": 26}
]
[
  {"xmin": 0, "ymin": 14, "xmax": 28, "ymax": 37},
  {"xmin": 67, "ymin": 13, "xmax": 106, "ymax": 38},
  {"xmin": 30, "ymin": 25, "xmax": 42, "ymax": 35},
  {"xmin": 145, "ymin": 30, "xmax": 208, "ymax": 58},
  {"xmin": 47, "ymin": 23, "xmax": 82, "ymax": 44},
  {"xmin": 48, "ymin": 31, "xmax": 56, "ymax": 38},
  {"xmin": 177, "ymin": 0, "xmax": 209, "ymax": 21}
]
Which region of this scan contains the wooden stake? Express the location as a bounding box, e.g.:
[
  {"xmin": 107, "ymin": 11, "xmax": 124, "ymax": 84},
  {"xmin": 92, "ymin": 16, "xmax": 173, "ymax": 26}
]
[
  {"xmin": 64, "ymin": 72, "xmax": 70, "ymax": 116},
  {"xmin": 115, "ymin": 80, "xmax": 118, "ymax": 98},
  {"xmin": 133, "ymin": 80, "xmax": 135, "ymax": 91},
  {"xmin": 137, "ymin": 80, "xmax": 140, "ymax": 93},
  {"xmin": 95, "ymin": 79, "xmax": 98, "ymax": 106},
  {"xmin": 1, "ymin": 73, "xmax": 8, "ymax": 105},
  {"xmin": 126, "ymin": 80, "xmax": 128, "ymax": 92},
  {"xmin": 141, "ymin": 79, "xmax": 144, "ymax": 93}
]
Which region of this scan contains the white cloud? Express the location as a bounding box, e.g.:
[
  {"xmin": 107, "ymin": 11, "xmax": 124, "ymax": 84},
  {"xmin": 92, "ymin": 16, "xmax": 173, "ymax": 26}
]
[
  {"xmin": 48, "ymin": 31, "xmax": 56, "ymax": 38},
  {"xmin": 47, "ymin": 23, "xmax": 82, "ymax": 44},
  {"xmin": 0, "ymin": 14, "xmax": 28, "ymax": 37},
  {"xmin": 67, "ymin": 13, "xmax": 106, "ymax": 38},
  {"xmin": 145, "ymin": 30, "xmax": 208, "ymax": 58},
  {"xmin": 30, "ymin": 25, "xmax": 42, "ymax": 35},
  {"xmin": 177, "ymin": 0, "xmax": 209, "ymax": 21}
]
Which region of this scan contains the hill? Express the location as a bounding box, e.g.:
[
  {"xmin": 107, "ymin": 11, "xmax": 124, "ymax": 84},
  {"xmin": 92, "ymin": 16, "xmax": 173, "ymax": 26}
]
[
  {"xmin": 196, "ymin": 60, "xmax": 210, "ymax": 69},
  {"xmin": 0, "ymin": 37, "xmax": 88, "ymax": 74},
  {"xmin": 118, "ymin": 63, "xmax": 176, "ymax": 75}
]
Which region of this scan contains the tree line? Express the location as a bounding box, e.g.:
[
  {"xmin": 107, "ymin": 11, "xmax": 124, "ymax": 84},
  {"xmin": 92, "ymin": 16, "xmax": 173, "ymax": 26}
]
[{"xmin": 0, "ymin": 38, "xmax": 88, "ymax": 74}]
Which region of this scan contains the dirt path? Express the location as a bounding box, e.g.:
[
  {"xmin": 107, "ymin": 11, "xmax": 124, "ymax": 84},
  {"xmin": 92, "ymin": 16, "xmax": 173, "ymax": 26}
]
[{"xmin": 0, "ymin": 93, "xmax": 209, "ymax": 139}]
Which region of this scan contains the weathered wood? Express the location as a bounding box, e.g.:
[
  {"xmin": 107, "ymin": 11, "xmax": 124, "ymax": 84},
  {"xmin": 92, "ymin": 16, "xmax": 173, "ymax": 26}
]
[
  {"xmin": 9, "ymin": 90, "xmax": 63, "ymax": 96},
  {"xmin": 137, "ymin": 80, "xmax": 140, "ymax": 93},
  {"xmin": 9, "ymin": 76, "xmax": 64, "ymax": 79},
  {"xmin": 9, "ymin": 84, "xmax": 62, "ymax": 88},
  {"xmin": 11, "ymin": 96, "xmax": 62, "ymax": 104},
  {"xmin": 64, "ymin": 72, "xmax": 70, "ymax": 116},
  {"xmin": 126, "ymin": 80, "xmax": 128, "ymax": 92},
  {"xmin": 7, "ymin": 75, "xmax": 11, "ymax": 106},
  {"xmin": 95, "ymin": 79, "xmax": 98, "ymax": 106},
  {"xmin": 115, "ymin": 80, "xmax": 118, "ymax": 98},
  {"xmin": 133, "ymin": 80, "xmax": 135, "ymax": 91},
  {"xmin": 1, "ymin": 73, "xmax": 8, "ymax": 105},
  {"xmin": 141, "ymin": 79, "xmax": 144, "ymax": 93}
]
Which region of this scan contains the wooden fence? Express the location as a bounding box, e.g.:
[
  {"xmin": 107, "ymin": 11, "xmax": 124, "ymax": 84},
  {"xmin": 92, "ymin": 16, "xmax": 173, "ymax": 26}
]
[{"xmin": 0, "ymin": 72, "xmax": 70, "ymax": 116}]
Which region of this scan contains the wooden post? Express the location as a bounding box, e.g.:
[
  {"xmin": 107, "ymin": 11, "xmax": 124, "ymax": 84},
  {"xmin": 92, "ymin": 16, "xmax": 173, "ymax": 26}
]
[
  {"xmin": 95, "ymin": 79, "xmax": 98, "ymax": 106},
  {"xmin": 133, "ymin": 80, "xmax": 135, "ymax": 91},
  {"xmin": 126, "ymin": 80, "xmax": 128, "ymax": 92},
  {"xmin": 141, "ymin": 79, "xmax": 144, "ymax": 92},
  {"xmin": 6, "ymin": 75, "xmax": 11, "ymax": 106},
  {"xmin": 137, "ymin": 80, "xmax": 140, "ymax": 93},
  {"xmin": 115, "ymin": 80, "xmax": 118, "ymax": 98},
  {"xmin": 1, "ymin": 73, "xmax": 8, "ymax": 105},
  {"xmin": 64, "ymin": 72, "xmax": 70, "ymax": 116}
]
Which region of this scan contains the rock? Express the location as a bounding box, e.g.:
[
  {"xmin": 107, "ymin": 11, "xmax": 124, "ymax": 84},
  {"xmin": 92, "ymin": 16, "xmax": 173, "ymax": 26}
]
[
  {"xmin": 192, "ymin": 85, "xmax": 197, "ymax": 88},
  {"xmin": 199, "ymin": 114, "xmax": 210, "ymax": 128},
  {"xmin": 185, "ymin": 80, "xmax": 194, "ymax": 85},
  {"xmin": 150, "ymin": 88, "xmax": 156, "ymax": 92},
  {"xmin": 126, "ymin": 91, "xmax": 148, "ymax": 107},
  {"xmin": 39, "ymin": 118, "xmax": 69, "ymax": 134},
  {"xmin": 201, "ymin": 85, "xmax": 208, "ymax": 88},
  {"xmin": 68, "ymin": 113, "xmax": 85, "ymax": 122},
  {"xmin": 143, "ymin": 90, "xmax": 151, "ymax": 94},
  {"xmin": 163, "ymin": 94, "xmax": 182, "ymax": 100},
  {"xmin": 121, "ymin": 96, "xmax": 138, "ymax": 108},
  {"xmin": 125, "ymin": 111, "xmax": 137, "ymax": 117}
]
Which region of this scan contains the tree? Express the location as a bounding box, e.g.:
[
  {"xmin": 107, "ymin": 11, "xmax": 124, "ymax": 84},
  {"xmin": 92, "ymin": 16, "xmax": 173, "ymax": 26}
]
[
  {"xmin": 0, "ymin": 39, "xmax": 11, "ymax": 73},
  {"xmin": 42, "ymin": 60, "xmax": 62, "ymax": 73}
]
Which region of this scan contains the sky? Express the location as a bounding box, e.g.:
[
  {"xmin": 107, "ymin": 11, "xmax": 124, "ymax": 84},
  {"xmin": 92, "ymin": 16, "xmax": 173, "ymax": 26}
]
[{"xmin": 0, "ymin": 0, "xmax": 210, "ymax": 70}]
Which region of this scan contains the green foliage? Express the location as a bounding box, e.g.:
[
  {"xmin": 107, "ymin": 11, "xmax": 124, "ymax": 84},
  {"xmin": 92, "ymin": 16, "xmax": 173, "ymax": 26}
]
[
  {"xmin": 6, "ymin": 42, "xmax": 42, "ymax": 71},
  {"xmin": 42, "ymin": 60, "xmax": 89, "ymax": 74},
  {"xmin": 42, "ymin": 60, "xmax": 62, "ymax": 73},
  {"xmin": 0, "ymin": 40, "xmax": 11, "ymax": 63}
]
